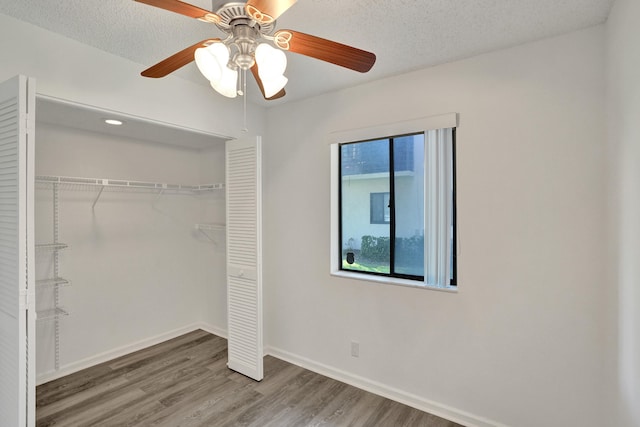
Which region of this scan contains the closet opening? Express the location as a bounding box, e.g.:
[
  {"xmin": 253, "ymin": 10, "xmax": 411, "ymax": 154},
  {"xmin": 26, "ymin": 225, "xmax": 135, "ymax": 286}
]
[{"xmin": 33, "ymin": 95, "xmax": 231, "ymax": 388}]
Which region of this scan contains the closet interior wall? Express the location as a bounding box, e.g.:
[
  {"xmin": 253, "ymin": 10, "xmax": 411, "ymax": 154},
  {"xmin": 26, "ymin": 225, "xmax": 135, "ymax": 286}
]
[{"xmin": 34, "ymin": 120, "xmax": 227, "ymax": 382}]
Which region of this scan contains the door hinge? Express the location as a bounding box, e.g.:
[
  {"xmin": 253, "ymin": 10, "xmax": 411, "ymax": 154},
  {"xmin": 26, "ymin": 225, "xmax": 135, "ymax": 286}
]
[
  {"xmin": 25, "ymin": 114, "xmax": 35, "ymax": 136},
  {"xmin": 19, "ymin": 289, "xmax": 28, "ymax": 309}
]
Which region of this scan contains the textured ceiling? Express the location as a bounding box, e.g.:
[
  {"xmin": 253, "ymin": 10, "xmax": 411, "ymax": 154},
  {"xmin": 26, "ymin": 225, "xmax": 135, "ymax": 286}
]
[{"xmin": 0, "ymin": 0, "xmax": 614, "ymax": 107}]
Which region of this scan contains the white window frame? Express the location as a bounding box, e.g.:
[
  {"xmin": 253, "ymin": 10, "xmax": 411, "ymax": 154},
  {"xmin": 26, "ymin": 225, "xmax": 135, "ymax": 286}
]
[{"xmin": 329, "ymin": 113, "xmax": 458, "ymax": 292}]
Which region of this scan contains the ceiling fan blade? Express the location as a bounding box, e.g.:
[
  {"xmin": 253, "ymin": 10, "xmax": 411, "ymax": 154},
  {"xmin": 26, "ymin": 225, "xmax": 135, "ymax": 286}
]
[
  {"xmin": 250, "ymin": 64, "xmax": 286, "ymax": 100},
  {"xmin": 274, "ymin": 30, "xmax": 376, "ymax": 73},
  {"xmin": 141, "ymin": 39, "xmax": 219, "ymax": 78},
  {"xmin": 135, "ymin": 0, "xmax": 220, "ymax": 23},
  {"xmin": 245, "ymin": 0, "xmax": 297, "ymax": 23}
]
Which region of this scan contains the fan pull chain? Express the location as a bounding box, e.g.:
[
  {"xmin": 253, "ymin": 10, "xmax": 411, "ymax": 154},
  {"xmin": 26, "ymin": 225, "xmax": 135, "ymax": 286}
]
[{"xmin": 241, "ymin": 68, "xmax": 248, "ymax": 133}]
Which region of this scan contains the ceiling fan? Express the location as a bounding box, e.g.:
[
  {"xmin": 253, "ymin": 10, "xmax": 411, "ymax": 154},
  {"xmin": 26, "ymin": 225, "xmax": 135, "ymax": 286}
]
[{"xmin": 135, "ymin": 0, "xmax": 376, "ymax": 100}]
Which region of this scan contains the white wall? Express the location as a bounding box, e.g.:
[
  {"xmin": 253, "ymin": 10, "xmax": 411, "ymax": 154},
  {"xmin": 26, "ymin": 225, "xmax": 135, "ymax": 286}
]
[
  {"xmin": 34, "ymin": 123, "xmax": 227, "ymax": 381},
  {"xmin": 605, "ymin": 0, "xmax": 640, "ymax": 425},
  {"xmin": 263, "ymin": 26, "xmax": 606, "ymax": 427},
  {"xmin": 0, "ymin": 12, "xmax": 266, "ymax": 141}
]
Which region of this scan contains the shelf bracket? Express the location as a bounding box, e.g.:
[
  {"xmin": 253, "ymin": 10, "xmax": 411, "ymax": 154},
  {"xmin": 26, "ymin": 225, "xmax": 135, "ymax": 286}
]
[
  {"xmin": 197, "ymin": 228, "xmax": 217, "ymax": 244},
  {"xmin": 195, "ymin": 224, "xmax": 225, "ymax": 244},
  {"xmin": 152, "ymin": 188, "xmax": 166, "ymax": 208},
  {"xmin": 92, "ymin": 184, "xmax": 105, "ymax": 209}
]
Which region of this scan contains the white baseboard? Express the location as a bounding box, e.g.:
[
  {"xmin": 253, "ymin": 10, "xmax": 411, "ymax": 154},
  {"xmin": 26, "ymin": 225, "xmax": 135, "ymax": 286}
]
[
  {"xmin": 36, "ymin": 322, "xmax": 226, "ymax": 385},
  {"xmin": 264, "ymin": 345, "xmax": 504, "ymax": 427},
  {"xmin": 198, "ymin": 322, "xmax": 227, "ymax": 339}
]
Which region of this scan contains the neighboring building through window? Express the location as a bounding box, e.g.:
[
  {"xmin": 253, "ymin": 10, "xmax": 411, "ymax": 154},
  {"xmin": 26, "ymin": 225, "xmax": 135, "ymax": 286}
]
[
  {"xmin": 370, "ymin": 192, "xmax": 390, "ymax": 224},
  {"xmin": 337, "ymin": 129, "xmax": 456, "ymax": 287}
]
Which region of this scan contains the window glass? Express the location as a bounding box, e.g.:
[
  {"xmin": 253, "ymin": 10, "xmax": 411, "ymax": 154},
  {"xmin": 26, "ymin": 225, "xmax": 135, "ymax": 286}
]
[
  {"xmin": 393, "ymin": 135, "xmax": 425, "ymax": 277},
  {"xmin": 341, "ymin": 139, "xmax": 390, "ymax": 274}
]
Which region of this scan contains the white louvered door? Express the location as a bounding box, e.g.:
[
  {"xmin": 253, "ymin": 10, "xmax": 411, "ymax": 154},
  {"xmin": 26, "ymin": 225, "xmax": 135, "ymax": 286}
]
[
  {"xmin": 0, "ymin": 75, "xmax": 36, "ymax": 427},
  {"xmin": 226, "ymin": 137, "xmax": 263, "ymax": 381}
]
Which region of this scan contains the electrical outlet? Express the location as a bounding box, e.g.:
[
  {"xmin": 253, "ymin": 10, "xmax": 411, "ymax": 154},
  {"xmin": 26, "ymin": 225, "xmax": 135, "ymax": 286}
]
[{"xmin": 351, "ymin": 341, "xmax": 359, "ymax": 358}]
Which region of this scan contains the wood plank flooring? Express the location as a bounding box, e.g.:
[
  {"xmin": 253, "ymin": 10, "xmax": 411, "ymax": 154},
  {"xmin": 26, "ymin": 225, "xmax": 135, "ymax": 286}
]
[{"xmin": 36, "ymin": 330, "xmax": 463, "ymax": 426}]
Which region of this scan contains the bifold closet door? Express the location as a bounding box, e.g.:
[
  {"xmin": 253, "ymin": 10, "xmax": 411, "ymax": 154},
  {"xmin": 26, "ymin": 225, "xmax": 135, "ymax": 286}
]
[
  {"xmin": 0, "ymin": 75, "xmax": 36, "ymax": 427},
  {"xmin": 226, "ymin": 137, "xmax": 263, "ymax": 381}
]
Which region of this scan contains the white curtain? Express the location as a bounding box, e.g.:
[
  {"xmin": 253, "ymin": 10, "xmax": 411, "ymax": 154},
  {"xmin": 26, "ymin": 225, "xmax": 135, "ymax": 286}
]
[{"xmin": 424, "ymin": 127, "xmax": 454, "ymax": 287}]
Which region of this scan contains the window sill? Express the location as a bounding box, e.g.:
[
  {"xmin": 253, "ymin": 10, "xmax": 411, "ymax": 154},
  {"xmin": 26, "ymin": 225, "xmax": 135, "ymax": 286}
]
[{"xmin": 330, "ymin": 270, "xmax": 458, "ymax": 293}]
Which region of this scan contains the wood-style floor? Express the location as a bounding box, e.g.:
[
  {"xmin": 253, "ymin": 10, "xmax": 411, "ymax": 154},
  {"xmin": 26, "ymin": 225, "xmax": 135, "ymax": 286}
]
[{"xmin": 36, "ymin": 330, "xmax": 462, "ymax": 426}]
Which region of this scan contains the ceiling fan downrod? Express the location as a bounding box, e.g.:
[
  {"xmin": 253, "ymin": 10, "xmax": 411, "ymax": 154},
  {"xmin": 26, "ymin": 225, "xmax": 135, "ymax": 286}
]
[{"xmin": 228, "ymin": 19, "xmax": 260, "ymax": 71}]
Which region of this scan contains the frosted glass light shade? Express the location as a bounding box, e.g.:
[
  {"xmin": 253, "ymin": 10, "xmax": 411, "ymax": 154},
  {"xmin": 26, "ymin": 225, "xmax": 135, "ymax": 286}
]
[
  {"xmin": 261, "ymin": 74, "xmax": 288, "ymax": 98},
  {"xmin": 212, "ymin": 67, "xmax": 238, "ymax": 98},
  {"xmin": 195, "ymin": 42, "xmax": 238, "ymax": 98},
  {"xmin": 255, "ymin": 43, "xmax": 287, "ymax": 76},
  {"xmin": 195, "ymin": 43, "xmax": 229, "ymax": 84},
  {"xmin": 255, "ymin": 43, "xmax": 288, "ymax": 98}
]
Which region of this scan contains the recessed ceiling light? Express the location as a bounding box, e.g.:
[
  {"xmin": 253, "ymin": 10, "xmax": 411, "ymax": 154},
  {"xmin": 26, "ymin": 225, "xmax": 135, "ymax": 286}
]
[{"xmin": 104, "ymin": 119, "xmax": 123, "ymax": 126}]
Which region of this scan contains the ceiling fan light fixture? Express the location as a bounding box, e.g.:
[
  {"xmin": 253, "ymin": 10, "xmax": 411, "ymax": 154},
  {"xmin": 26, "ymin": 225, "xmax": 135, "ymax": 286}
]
[
  {"xmin": 195, "ymin": 42, "xmax": 237, "ymax": 97},
  {"xmin": 195, "ymin": 43, "xmax": 228, "ymax": 83},
  {"xmin": 255, "ymin": 43, "xmax": 288, "ymax": 97},
  {"xmin": 261, "ymin": 74, "xmax": 288, "ymax": 99},
  {"xmin": 255, "ymin": 43, "xmax": 287, "ymax": 75},
  {"xmin": 211, "ymin": 67, "xmax": 239, "ymax": 98}
]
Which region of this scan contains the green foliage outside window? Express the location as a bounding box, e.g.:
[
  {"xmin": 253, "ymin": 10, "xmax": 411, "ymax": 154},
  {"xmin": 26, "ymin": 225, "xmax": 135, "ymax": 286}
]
[{"xmin": 361, "ymin": 234, "xmax": 424, "ymax": 266}]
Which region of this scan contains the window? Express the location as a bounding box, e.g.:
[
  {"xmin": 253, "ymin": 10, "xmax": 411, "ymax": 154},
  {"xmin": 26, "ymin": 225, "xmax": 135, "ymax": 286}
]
[
  {"xmin": 332, "ymin": 119, "xmax": 457, "ymax": 289},
  {"xmin": 370, "ymin": 192, "xmax": 390, "ymax": 224}
]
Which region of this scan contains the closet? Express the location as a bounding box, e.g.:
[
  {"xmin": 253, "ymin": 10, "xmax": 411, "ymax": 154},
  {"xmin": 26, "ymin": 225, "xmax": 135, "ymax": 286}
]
[
  {"xmin": 33, "ymin": 94, "xmax": 230, "ymax": 380},
  {"xmin": 0, "ymin": 75, "xmax": 264, "ymax": 426}
]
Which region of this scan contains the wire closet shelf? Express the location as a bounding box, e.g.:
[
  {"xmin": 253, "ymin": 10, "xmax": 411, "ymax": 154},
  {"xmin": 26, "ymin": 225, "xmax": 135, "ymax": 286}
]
[{"xmin": 35, "ymin": 175, "xmax": 224, "ymax": 194}]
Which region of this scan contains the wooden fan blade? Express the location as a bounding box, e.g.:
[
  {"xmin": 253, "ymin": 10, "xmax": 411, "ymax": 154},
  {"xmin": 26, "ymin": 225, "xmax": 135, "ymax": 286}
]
[
  {"xmin": 141, "ymin": 39, "xmax": 219, "ymax": 78},
  {"xmin": 245, "ymin": 0, "xmax": 297, "ymax": 23},
  {"xmin": 250, "ymin": 64, "xmax": 286, "ymax": 100},
  {"xmin": 135, "ymin": 0, "xmax": 220, "ymax": 23},
  {"xmin": 274, "ymin": 30, "xmax": 376, "ymax": 73}
]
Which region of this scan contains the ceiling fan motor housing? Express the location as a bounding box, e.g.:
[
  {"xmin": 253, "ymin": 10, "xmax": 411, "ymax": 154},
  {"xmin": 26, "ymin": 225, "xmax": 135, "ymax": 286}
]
[
  {"xmin": 215, "ymin": 2, "xmax": 275, "ymax": 34},
  {"xmin": 214, "ymin": 2, "xmax": 277, "ymax": 70}
]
